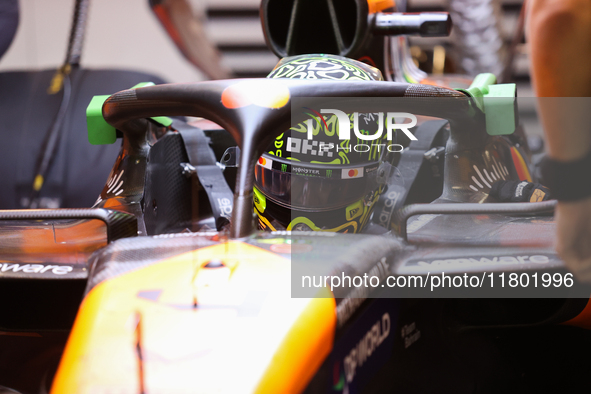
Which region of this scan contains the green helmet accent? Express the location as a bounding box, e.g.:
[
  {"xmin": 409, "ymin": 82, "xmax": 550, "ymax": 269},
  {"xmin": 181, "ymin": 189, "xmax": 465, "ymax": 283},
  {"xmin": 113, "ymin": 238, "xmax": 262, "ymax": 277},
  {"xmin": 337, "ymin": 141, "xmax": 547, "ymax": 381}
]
[
  {"xmin": 266, "ymin": 54, "xmax": 386, "ymax": 167},
  {"xmin": 254, "ymin": 54, "xmax": 393, "ymax": 234},
  {"xmin": 268, "ymin": 54, "xmax": 383, "ymax": 81}
]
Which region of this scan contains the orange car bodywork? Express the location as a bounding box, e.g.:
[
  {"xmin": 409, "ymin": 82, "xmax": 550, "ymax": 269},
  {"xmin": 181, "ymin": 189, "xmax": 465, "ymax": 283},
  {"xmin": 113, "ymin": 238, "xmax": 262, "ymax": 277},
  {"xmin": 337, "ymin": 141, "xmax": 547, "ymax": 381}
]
[{"xmin": 51, "ymin": 241, "xmax": 336, "ymax": 394}]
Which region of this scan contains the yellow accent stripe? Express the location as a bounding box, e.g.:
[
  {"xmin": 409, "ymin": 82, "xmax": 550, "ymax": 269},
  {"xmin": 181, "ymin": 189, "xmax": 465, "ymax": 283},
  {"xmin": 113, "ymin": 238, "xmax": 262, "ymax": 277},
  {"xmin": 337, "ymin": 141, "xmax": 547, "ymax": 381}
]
[
  {"xmin": 287, "ymin": 216, "xmax": 358, "ymax": 233},
  {"xmin": 254, "ymin": 288, "xmax": 336, "ymax": 394},
  {"xmin": 33, "ymin": 174, "xmax": 44, "ymax": 191},
  {"xmin": 255, "ymin": 209, "xmax": 277, "ymax": 231}
]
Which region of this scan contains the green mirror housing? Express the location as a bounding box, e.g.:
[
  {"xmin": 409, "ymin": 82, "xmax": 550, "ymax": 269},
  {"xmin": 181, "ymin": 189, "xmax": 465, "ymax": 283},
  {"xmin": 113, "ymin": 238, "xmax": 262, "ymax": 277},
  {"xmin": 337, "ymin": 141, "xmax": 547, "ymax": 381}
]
[
  {"xmin": 457, "ymin": 73, "xmax": 517, "ymax": 136},
  {"xmin": 87, "ymin": 82, "xmax": 172, "ymax": 145}
]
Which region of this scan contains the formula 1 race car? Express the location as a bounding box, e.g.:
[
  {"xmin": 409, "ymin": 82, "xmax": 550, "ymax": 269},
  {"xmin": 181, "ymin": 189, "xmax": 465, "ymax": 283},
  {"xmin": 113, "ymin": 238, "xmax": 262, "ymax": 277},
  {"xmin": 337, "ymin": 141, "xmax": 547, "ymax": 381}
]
[
  {"xmin": 1, "ymin": 1, "xmax": 591, "ymax": 394},
  {"xmin": 2, "ymin": 72, "xmax": 591, "ymax": 394}
]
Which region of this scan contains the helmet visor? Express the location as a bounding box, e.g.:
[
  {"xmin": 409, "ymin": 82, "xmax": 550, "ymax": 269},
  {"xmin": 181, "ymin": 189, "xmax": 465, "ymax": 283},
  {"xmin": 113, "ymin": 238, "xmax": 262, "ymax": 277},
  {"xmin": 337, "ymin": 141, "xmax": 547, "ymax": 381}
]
[{"xmin": 254, "ymin": 155, "xmax": 384, "ymax": 211}]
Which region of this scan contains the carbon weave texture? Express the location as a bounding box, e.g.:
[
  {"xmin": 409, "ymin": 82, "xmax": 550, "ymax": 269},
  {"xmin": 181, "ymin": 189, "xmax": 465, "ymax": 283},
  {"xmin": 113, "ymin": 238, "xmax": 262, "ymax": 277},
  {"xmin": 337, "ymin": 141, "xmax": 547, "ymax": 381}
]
[
  {"xmin": 0, "ymin": 208, "xmax": 137, "ymax": 242},
  {"xmin": 86, "ymin": 232, "xmax": 218, "ymax": 293},
  {"xmin": 143, "ymin": 132, "xmax": 192, "ymax": 235},
  {"xmin": 403, "ymin": 85, "xmax": 466, "ymax": 98}
]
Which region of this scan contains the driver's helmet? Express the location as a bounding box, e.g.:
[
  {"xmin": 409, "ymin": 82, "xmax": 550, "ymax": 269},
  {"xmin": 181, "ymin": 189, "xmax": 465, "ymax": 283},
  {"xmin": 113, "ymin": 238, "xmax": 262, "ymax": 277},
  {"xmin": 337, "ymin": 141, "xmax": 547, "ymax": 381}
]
[{"xmin": 254, "ymin": 54, "xmax": 395, "ymax": 233}]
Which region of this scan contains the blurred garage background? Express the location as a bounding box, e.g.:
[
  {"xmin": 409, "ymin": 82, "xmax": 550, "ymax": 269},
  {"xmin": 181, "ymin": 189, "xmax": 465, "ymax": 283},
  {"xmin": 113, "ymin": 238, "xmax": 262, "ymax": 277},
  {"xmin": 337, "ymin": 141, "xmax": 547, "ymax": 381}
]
[
  {"xmin": 0, "ymin": 0, "xmax": 540, "ymax": 135},
  {"xmin": 0, "ymin": 0, "xmax": 528, "ymax": 82},
  {"xmin": 0, "ymin": 0, "xmax": 547, "ymax": 207}
]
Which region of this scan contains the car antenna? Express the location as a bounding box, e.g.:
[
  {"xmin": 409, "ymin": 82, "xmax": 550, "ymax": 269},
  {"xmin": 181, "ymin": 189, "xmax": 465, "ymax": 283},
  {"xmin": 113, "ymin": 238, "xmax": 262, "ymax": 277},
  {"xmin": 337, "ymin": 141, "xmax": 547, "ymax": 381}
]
[{"xmin": 27, "ymin": 0, "xmax": 89, "ymax": 208}]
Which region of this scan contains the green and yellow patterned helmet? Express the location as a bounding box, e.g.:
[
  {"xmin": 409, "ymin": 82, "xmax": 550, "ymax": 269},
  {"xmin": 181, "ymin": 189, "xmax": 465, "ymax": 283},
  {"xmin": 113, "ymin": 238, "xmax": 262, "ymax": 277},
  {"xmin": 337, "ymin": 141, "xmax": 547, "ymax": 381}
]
[{"xmin": 254, "ymin": 54, "xmax": 398, "ymax": 234}]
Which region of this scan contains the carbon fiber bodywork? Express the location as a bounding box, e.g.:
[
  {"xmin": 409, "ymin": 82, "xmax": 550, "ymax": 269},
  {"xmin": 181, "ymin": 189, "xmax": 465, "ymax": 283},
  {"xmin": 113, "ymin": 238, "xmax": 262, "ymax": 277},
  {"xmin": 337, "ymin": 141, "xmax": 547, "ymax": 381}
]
[{"xmin": 86, "ymin": 232, "xmax": 219, "ymax": 293}]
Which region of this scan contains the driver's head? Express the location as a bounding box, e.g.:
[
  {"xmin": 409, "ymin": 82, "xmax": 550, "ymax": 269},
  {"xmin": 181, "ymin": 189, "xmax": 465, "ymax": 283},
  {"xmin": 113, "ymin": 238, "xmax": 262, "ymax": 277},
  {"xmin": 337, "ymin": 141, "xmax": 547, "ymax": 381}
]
[{"xmin": 254, "ymin": 54, "xmax": 394, "ymax": 233}]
